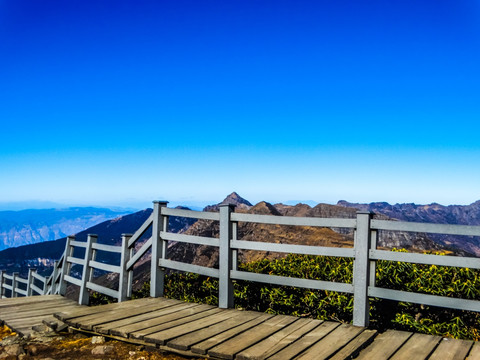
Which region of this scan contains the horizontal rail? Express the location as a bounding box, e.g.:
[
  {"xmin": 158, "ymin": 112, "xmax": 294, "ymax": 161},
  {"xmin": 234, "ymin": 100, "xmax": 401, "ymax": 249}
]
[
  {"xmin": 231, "ymin": 240, "xmax": 355, "ymax": 258},
  {"xmin": 92, "ymin": 243, "xmax": 122, "ymax": 253},
  {"xmin": 70, "ymin": 240, "xmax": 87, "ymax": 248},
  {"xmin": 128, "ymin": 213, "xmax": 154, "ymax": 248},
  {"xmin": 2, "ymin": 284, "xmax": 12, "ymax": 290},
  {"xmin": 371, "ymin": 249, "xmax": 480, "ymax": 269},
  {"xmin": 15, "ymin": 277, "xmax": 28, "ymax": 285},
  {"xmin": 159, "ymin": 259, "xmax": 220, "ymax": 278},
  {"xmin": 371, "ymin": 219, "xmax": 480, "ymax": 236},
  {"xmin": 231, "ymin": 270, "xmax": 354, "ymax": 293},
  {"xmin": 32, "ymin": 272, "xmax": 46, "ymax": 282},
  {"xmin": 160, "ymin": 231, "xmax": 220, "ymax": 247},
  {"xmin": 15, "ymin": 288, "xmax": 27, "ymax": 296},
  {"xmin": 3, "ymin": 274, "xmax": 12, "ymax": 280},
  {"xmin": 126, "ymin": 237, "xmax": 152, "ymax": 270},
  {"xmin": 86, "ymin": 281, "xmax": 119, "ymax": 299},
  {"xmin": 30, "ymin": 284, "xmax": 44, "ymax": 295},
  {"xmin": 67, "ymin": 256, "xmax": 86, "ymax": 266},
  {"xmin": 162, "ymin": 207, "xmax": 220, "ymax": 221},
  {"xmin": 64, "ymin": 275, "xmax": 82, "ymax": 287},
  {"xmin": 231, "ymin": 212, "xmax": 357, "ymax": 228},
  {"xmin": 369, "ymin": 287, "xmax": 480, "ymax": 312},
  {"xmin": 89, "ymin": 260, "xmax": 121, "ymax": 274}
]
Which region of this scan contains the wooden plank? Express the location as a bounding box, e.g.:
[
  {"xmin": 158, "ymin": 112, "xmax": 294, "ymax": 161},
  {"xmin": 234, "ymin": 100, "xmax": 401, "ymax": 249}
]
[
  {"xmin": 101, "ymin": 302, "xmax": 200, "ymax": 336},
  {"xmin": 129, "ymin": 307, "xmax": 223, "ymax": 340},
  {"xmin": 55, "ymin": 297, "xmax": 157, "ymax": 321},
  {"xmin": 208, "ymin": 315, "xmax": 299, "ymax": 360},
  {"xmin": 0, "ymin": 303, "xmax": 80, "ymax": 321},
  {"xmin": 296, "ymin": 324, "xmax": 365, "ymax": 360},
  {"xmin": 356, "ymin": 330, "xmax": 412, "ymax": 360},
  {"xmin": 73, "ymin": 299, "xmax": 185, "ymax": 330},
  {"xmin": 429, "ymin": 338, "xmax": 473, "ymax": 360},
  {"xmin": 0, "ymin": 300, "xmax": 78, "ymax": 319},
  {"xmin": 390, "ymin": 333, "xmax": 441, "ymax": 360},
  {"xmin": 167, "ymin": 311, "xmax": 262, "ymax": 351},
  {"xmin": 145, "ymin": 309, "xmax": 242, "ymax": 345},
  {"xmin": 329, "ymin": 329, "xmax": 377, "ymax": 360},
  {"xmin": 467, "ymin": 342, "xmax": 480, "ymax": 360},
  {"xmin": 189, "ymin": 314, "xmax": 273, "ymax": 355},
  {"xmin": 267, "ymin": 321, "xmax": 339, "ymax": 360},
  {"xmin": 236, "ymin": 318, "xmax": 321, "ymax": 360},
  {"xmin": 0, "ymin": 295, "xmax": 62, "ymax": 307}
]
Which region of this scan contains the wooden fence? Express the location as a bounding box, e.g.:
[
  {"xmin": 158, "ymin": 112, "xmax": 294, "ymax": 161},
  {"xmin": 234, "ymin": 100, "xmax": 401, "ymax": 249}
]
[{"xmin": 1, "ymin": 200, "xmax": 480, "ymax": 327}]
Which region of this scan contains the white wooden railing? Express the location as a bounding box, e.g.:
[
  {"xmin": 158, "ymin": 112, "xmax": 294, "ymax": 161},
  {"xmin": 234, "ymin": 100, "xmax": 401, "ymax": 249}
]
[{"xmin": 1, "ymin": 200, "xmax": 480, "ymax": 327}]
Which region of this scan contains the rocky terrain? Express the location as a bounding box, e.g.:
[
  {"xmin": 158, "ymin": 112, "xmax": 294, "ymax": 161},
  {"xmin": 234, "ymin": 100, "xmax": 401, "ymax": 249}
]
[{"xmin": 0, "ymin": 325, "xmax": 190, "ymax": 360}]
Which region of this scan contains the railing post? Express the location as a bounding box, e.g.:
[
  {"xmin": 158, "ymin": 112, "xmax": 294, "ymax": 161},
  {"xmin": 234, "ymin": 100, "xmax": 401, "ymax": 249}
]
[
  {"xmin": 219, "ymin": 204, "xmax": 235, "ymax": 308},
  {"xmin": 26, "ymin": 268, "xmax": 35, "ymax": 296},
  {"xmin": 150, "ymin": 201, "xmax": 168, "ymax": 298},
  {"xmin": 43, "ymin": 276, "xmax": 51, "ymax": 295},
  {"xmin": 59, "ymin": 236, "xmax": 74, "ymax": 296},
  {"xmin": 0, "ymin": 271, "xmax": 4, "ymax": 298},
  {"xmin": 128, "ymin": 246, "xmax": 134, "ymax": 298},
  {"xmin": 79, "ymin": 234, "xmax": 96, "ymax": 305},
  {"xmin": 12, "ymin": 272, "xmax": 19, "ymax": 298},
  {"xmin": 119, "ymin": 233, "xmax": 132, "ymax": 302},
  {"xmin": 50, "ymin": 261, "xmax": 59, "ymax": 295},
  {"xmin": 353, "ymin": 211, "xmax": 372, "ymax": 327}
]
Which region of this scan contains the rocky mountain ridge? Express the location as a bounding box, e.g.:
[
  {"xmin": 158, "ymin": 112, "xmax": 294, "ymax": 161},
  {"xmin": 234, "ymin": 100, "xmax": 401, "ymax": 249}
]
[
  {"xmin": 337, "ymin": 200, "xmax": 480, "ymax": 256},
  {"xmin": 168, "ymin": 193, "xmax": 447, "ymax": 269}
]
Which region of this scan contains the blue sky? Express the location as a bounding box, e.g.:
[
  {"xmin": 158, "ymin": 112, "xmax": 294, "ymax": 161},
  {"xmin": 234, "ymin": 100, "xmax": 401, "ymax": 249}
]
[{"xmin": 1, "ymin": 0, "xmax": 480, "ymax": 209}]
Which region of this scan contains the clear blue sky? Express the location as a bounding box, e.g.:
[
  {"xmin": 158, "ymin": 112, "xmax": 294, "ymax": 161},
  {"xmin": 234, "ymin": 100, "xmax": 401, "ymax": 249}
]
[{"xmin": 1, "ymin": 0, "xmax": 480, "ymax": 209}]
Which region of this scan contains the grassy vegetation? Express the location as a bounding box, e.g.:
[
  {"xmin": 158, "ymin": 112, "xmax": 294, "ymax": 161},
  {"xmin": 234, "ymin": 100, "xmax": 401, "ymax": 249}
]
[{"xmin": 134, "ymin": 251, "xmax": 480, "ymax": 341}]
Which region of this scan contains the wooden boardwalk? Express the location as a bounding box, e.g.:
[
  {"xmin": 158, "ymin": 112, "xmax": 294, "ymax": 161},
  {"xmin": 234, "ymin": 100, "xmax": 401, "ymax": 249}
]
[
  {"xmin": 52, "ymin": 297, "xmax": 480, "ymax": 360},
  {"xmin": 0, "ymin": 295, "xmax": 83, "ymax": 337}
]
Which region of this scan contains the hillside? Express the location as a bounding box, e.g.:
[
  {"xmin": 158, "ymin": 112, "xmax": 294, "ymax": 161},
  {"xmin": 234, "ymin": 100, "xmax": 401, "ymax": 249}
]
[{"xmin": 0, "ymin": 207, "xmax": 134, "ymax": 251}]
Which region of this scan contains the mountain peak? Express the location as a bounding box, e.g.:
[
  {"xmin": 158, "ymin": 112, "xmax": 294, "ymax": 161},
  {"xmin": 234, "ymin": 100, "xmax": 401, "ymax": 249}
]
[{"xmin": 220, "ymin": 192, "xmax": 253, "ymax": 207}]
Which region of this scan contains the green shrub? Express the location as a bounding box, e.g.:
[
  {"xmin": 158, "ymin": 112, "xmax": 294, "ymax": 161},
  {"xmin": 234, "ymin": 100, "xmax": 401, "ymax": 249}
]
[{"xmin": 131, "ymin": 251, "xmax": 480, "ymax": 340}]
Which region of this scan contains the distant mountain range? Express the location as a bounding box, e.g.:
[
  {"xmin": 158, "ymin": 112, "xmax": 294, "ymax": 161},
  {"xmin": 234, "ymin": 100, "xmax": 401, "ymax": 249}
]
[
  {"xmin": 337, "ymin": 200, "xmax": 480, "ymax": 256},
  {"xmin": 1, "ymin": 193, "xmax": 479, "ymax": 279},
  {"xmin": 0, "ymin": 207, "xmax": 135, "ymax": 251}
]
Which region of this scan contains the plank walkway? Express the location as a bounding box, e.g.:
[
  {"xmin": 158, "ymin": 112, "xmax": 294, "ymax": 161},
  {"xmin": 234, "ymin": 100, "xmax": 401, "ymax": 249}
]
[
  {"xmin": 0, "ymin": 295, "xmax": 478, "ymax": 359},
  {"xmin": 51, "ymin": 297, "xmax": 480, "ymax": 360},
  {"xmin": 0, "ymin": 295, "xmax": 83, "ymax": 337}
]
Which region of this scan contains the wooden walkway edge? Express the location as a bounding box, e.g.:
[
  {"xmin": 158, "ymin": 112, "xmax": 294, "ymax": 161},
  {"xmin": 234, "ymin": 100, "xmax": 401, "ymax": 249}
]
[
  {"xmin": 51, "ymin": 297, "xmax": 480, "ymax": 360},
  {"xmin": 0, "ymin": 295, "xmax": 84, "ymax": 337}
]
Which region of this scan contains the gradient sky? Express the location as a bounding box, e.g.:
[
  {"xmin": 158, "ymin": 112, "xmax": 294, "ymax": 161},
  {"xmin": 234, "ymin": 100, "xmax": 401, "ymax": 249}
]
[{"xmin": 1, "ymin": 0, "xmax": 480, "ymax": 209}]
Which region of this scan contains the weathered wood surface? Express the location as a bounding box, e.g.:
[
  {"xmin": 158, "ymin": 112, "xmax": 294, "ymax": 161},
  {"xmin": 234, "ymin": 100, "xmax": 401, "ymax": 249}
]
[
  {"xmin": 54, "ymin": 297, "xmax": 480, "ymax": 360},
  {"xmin": 0, "ymin": 295, "xmax": 83, "ymax": 337}
]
